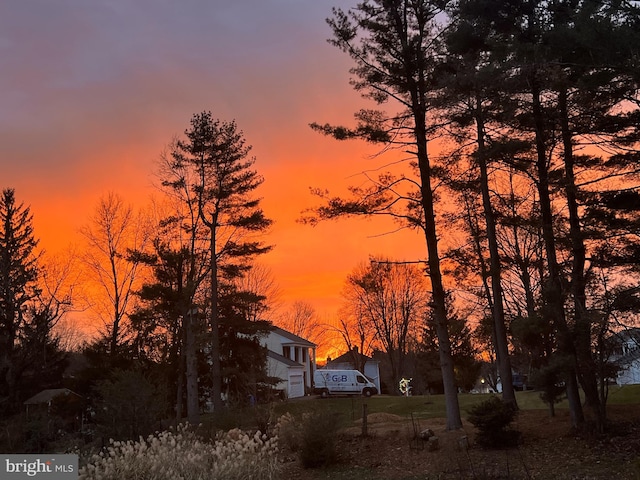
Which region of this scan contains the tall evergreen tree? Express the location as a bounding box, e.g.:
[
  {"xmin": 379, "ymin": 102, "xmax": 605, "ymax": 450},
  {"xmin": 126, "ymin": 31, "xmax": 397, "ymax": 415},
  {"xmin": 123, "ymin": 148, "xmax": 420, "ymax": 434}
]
[
  {"xmin": 497, "ymin": 0, "xmax": 640, "ymax": 431},
  {"xmin": 128, "ymin": 240, "xmax": 207, "ymax": 424},
  {"xmin": 544, "ymin": 0, "xmax": 640, "ymax": 431},
  {"xmin": 0, "ymin": 189, "xmax": 40, "ymax": 413},
  {"xmin": 154, "ymin": 151, "xmax": 216, "ymax": 424},
  {"xmin": 446, "ymin": 0, "xmax": 640, "ymax": 431},
  {"xmin": 437, "ymin": 0, "xmax": 529, "ymax": 407},
  {"xmin": 167, "ymin": 111, "xmax": 273, "ymax": 413},
  {"xmin": 310, "ymin": 0, "xmax": 463, "ymax": 430}
]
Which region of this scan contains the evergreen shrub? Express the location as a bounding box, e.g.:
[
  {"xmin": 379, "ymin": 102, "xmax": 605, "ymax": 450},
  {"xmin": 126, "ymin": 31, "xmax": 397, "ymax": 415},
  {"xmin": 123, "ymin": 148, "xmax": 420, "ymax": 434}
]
[
  {"xmin": 299, "ymin": 410, "xmax": 341, "ymax": 468},
  {"xmin": 467, "ymin": 395, "xmax": 520, "ymax": 448}
]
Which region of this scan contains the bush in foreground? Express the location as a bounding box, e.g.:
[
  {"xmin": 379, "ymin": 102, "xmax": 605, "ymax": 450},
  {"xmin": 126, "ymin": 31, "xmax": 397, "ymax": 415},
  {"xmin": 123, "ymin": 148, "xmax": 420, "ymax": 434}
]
[
  {"xmin": 299, "ymin": 410, "xmax": 341, "ymax": 469},
  {"xmin": 78, "ymin": 424, "xmax": 279, "ymax": 480},
  {"xmin": 467, "ymin": 396, "xmax": 520, "ymax": 448}
]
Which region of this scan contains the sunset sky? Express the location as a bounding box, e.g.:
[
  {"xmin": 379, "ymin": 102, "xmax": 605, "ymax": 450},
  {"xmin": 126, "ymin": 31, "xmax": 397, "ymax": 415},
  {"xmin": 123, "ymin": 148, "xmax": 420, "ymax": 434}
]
[{"xmin": 1, "ymin": 0, "xmax": 428, "ymax": 327}]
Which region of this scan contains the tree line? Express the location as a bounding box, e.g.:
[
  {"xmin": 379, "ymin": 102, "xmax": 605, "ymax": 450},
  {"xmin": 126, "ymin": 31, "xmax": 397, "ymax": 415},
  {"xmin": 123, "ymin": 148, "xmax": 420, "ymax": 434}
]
[
  {"xmin": 0, "ymin": 112, "xmax": 279, "ymax": 448},
  {"xmin": 305, "ymin": 0, "xmax": 640, "ymax": 432}
]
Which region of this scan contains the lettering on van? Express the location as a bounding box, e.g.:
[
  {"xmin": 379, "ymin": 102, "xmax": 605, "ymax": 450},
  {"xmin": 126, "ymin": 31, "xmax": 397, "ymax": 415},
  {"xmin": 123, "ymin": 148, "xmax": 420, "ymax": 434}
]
[{"xmin": 319, "ymin": 373, "xmax": 348, "ymax": 382}]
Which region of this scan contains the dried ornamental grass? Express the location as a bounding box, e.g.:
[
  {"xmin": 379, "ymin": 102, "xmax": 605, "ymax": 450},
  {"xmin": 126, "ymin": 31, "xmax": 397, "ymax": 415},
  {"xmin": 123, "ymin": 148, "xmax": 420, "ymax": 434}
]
[
  {"xmin": 273, "ymin": 412, "xmax": 301, "ymax": 452},
  {"xmin": 78, "ymin": 424, "xmax": 280, "ymax": 480}
]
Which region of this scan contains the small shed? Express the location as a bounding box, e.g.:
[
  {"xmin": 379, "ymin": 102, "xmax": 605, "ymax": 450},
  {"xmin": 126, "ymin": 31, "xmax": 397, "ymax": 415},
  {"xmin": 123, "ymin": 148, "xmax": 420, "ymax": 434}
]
[{"xmin": 24, "ymin": 388, "xmax": 83, "ymax": 417}]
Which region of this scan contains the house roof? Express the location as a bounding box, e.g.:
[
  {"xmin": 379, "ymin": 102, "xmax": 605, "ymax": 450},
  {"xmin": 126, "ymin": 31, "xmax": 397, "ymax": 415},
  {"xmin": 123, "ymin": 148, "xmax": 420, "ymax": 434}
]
[
  {"xmin": 271, "ymin": 326, "xmax": 316, "ymax": 347},
  {"xmin": 24, "ymin": 388, "xmax": 82, "ymax": 405},
  {"xmin": 328, "ymin": 348, "xmax": 376, "ymax": 366},
  {"xmin": 617, "ymin": 327, "xmax": 640, "ymax": 341},
  {"xmin": 611, "ymin": 328, "xmax": 640, "ymax": 366},
  {"xmin": 267, "ymin": 350, "xmax": 304, "ymax": 368}
]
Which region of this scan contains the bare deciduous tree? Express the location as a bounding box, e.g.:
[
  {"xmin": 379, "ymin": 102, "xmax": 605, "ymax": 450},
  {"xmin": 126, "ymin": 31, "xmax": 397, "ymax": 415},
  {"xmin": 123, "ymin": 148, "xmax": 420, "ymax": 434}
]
[
  {"xmin": 81, "ymin": 192, "xmax": 149, "ymax": 355},
  {"xmin": 342, "ymin": 257, "xmax": 429, "ymax": 393},
  {"xmin": 277, "ymin": 301, "xmax": 319, "ymax": 338},
  {"xmin": 308, "ymin": 0, "xmax": 463, "ymax": 428},
  {"xmin": 235, "ymin": 263, "xmax": 281, "ymax": 322},
  {"xmin": 35, "ymin": 250, "xmax": 84, "ymax": 352}
]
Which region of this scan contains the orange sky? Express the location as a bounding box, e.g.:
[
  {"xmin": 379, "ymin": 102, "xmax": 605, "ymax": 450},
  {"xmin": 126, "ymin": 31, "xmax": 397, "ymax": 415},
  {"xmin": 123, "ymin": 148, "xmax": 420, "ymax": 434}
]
[{"xmin": 1, "ymin": 0, "xmax": 430, "ymax": 334}]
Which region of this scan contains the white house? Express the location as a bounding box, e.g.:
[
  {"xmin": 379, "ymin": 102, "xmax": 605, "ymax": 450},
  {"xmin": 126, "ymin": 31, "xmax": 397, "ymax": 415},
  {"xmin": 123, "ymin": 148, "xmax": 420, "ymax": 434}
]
[
  {"xmin": 611, "ymin": 328, "xmax": 640, "ymax": 385},
  {"xmin": 262, "ymin": 327, "xmax": 316, "ymax": 399}
]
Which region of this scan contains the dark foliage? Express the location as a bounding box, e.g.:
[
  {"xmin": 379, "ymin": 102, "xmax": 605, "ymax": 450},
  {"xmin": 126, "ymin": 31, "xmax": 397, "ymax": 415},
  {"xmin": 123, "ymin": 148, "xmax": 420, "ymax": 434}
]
[
  {"xmin": 467, "ymin": 395, "xmax": 520, "ymax": 448},
  {"xmin": 0, "ymin": 189, "xmax": 69, "ymax": 417},
  {"xmin": 530, "ymin": 355, "xmax": 569, "ymax": 417},
  {"xmin": 300, "ymin": 410, "xmax": 341, "ymax": 468},
  {"xmin": 419, "ymin": 298, "xmax": 482, "ymax": 393},
  {"xmin": 92, "ymin": 368, "xmax": 168, "ymax": 441}
]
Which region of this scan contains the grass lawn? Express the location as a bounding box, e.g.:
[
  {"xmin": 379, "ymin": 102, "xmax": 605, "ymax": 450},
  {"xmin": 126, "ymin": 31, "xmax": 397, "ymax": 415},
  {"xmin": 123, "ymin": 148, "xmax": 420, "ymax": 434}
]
[
  {"xmin": 268, "ymin": 383, "xmax": 640, "ymax": 424},
  {"xmin": 198, "ymin": 384, "xmax": 640, "ymax": 433},
  {"xmin": 273, "ymin": 385, "xmax": 640, "ymax": 480},
  {"xmin": 195, "ymin": 385, "xmax": 640, "ymax": 479}
]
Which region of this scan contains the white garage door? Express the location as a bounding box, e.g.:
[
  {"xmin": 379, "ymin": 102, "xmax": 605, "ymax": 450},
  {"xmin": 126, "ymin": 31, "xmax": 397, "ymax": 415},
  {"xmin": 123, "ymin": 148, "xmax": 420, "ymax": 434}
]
[{"xmin": 289, "ymin": 374, "xmax": 304, "ymax": 398}]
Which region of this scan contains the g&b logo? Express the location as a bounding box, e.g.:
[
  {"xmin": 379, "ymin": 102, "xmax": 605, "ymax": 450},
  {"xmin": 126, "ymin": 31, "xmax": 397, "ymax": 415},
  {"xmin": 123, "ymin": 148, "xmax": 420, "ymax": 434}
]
[{"xmin": 1, "ymin": 455, "xmax": 77, "ymax": 479}]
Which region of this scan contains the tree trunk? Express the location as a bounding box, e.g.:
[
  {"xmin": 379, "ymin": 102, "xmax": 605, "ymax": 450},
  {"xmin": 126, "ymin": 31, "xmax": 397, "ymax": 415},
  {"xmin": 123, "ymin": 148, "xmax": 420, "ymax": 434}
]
[
  {"xmin": 531, "ymin": 79, "xmax": 584, "ymax": 430},
  {"xmin": 506, "ymin": 176, "xmax": 538, "ymax": 323},
  {"xmin": 388, "ymin": 346, "xmax": 400, "ymax": 395},
  {"xmin": 185, "ymin": 308, "xmax": 199, "ymax": 424},
  {"xmin": 415, "ymin": 113, "xmax": 462, "ymax": 430},
  {"xmin": 474, "ymin": 94, "xmax": 517, "ymax": 408},
  {"xmin": 109, "ymin": 247, "xmax": 121, "ymax": 357},
  {"xmin": 209, "ymin": 220, "xmax": 224, "ymax": 413},
  {"xmin": 559, "ymin": 87, "xmax": 605, "ymax": 431},
  {"xmin": 175, "ymin": 352, "xmax": 184, "ymax": 423}
]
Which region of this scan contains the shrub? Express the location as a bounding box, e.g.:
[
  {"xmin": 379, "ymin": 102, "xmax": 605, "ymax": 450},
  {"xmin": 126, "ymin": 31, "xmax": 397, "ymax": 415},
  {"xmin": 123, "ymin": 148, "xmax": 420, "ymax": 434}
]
[
  {"xmin": 530, "ymin": 357, "xmax": 568, "ymax": 417},
  {"xmin": 78, "ymin": 424, "xmax": 280, "ymax": 480},
  {"xmin": 467, "ymin": 396, "xmax": 520, "ymax": 448},
  {"xmin": 253, "ymin": 403, "xmax": 275, "ymax": 436},
  {"xmin": 299, "ymin": 410, "xmax": 341, "ymax": 469},
  {"xmin": 93, "ymin": 369, "xmax": 168, "ymax": 441}
]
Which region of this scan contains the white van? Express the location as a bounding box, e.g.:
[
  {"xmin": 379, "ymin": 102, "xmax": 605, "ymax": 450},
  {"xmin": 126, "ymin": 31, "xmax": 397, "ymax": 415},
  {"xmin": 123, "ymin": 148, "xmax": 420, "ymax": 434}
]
[{"xmin": 313, "ymin": 369, "xmax": 378, "ymax": 398}]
